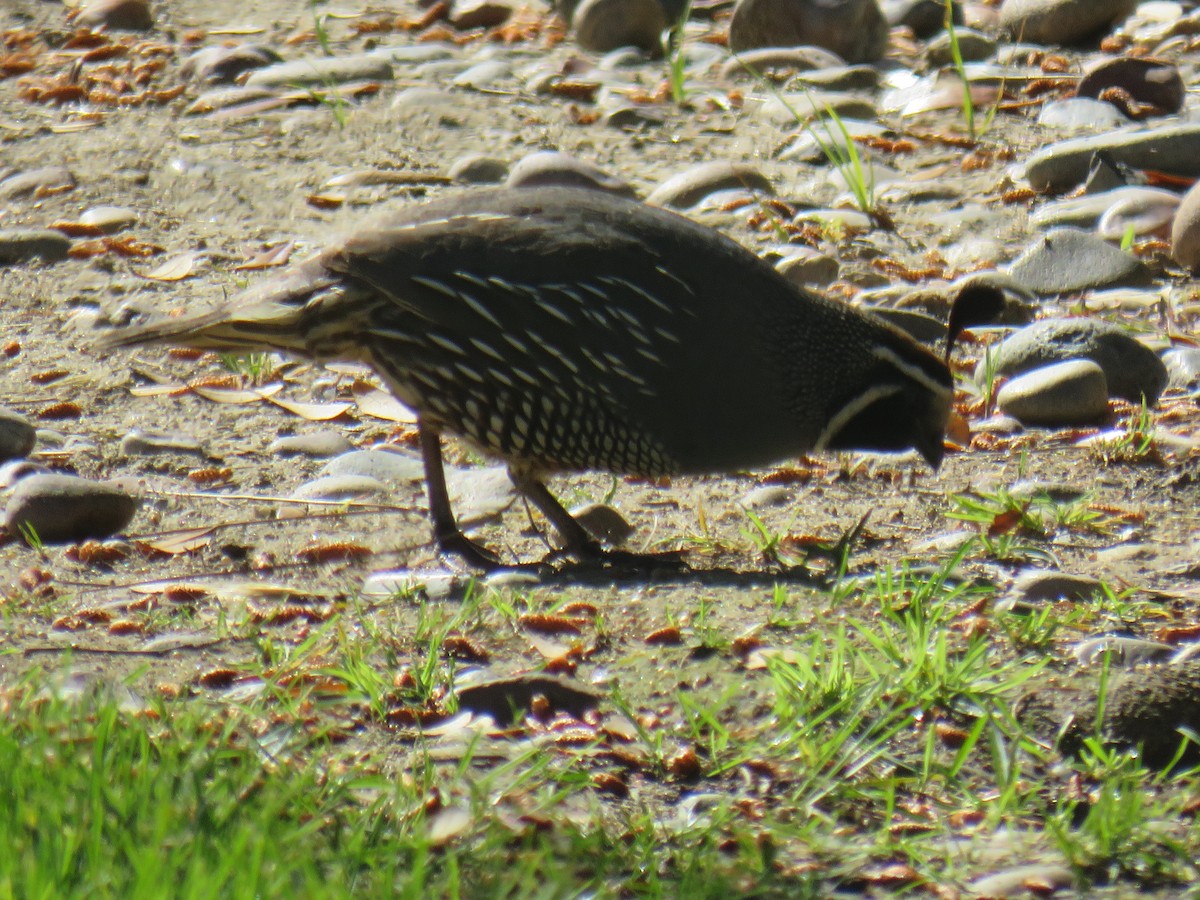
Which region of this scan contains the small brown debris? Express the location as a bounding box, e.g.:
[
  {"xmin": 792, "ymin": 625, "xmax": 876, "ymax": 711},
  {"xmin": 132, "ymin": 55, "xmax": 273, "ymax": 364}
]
[
  {"xmin": 37, "ymin": 402, "xmax": 82, "ymax": 420},
  {"xmin": 644, "ymin": 625, "xmax": 683, "ymax": 645}
]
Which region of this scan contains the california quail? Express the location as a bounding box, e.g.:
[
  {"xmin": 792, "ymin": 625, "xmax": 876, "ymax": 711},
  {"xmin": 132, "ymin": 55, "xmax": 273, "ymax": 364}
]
[{"xmin": 102, "ymin": 186, "xmax": 953, "ymax": 568}]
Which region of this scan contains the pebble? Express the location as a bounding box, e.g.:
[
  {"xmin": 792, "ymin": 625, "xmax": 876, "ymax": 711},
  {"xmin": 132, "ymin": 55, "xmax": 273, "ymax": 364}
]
[
  {"xmin": 1161, "ymin": 348, "xmax": 1200, "ymax": 393},
  {"xmin": 754, "ymin": 92, "xmax": 878, "ymax": 127},
  {"xmin": 884, "ymin": 0, "xmax": 961, "ymax": 37},
  {"xmin": 646, "ymin": 161, "xmax": 773, "ymax": 209},
  {"xmin": 505, "ymin": 151, "xmax": 635, "ymax": 196},
  {"xmin": 1072, "ymin": 635, "xmax": 1174, "ymax": 667},
  {"xmin": 120, "ymin": 429, "xmax": 207, "ymax": 458},
  {"xmin": 1008, "ymin": 227, "xmax": 1148, "ymax": 294},
  {"xmin": 1076, "ymin": 56, "xmax": 1184, "ymax": 117},
  {"xmin": 444, "ymin": 466, "xmax": 516, "ymax": 523},
  {"xmin": 284, "ymin": 475, "xmax": 391, "ymax": 510},
  {"xmin": 180, "ymin": 44, "xmax": 282, "ymax": 84},
  {"xmin": 998, "ymin": 0, "xmax": 1136, "ymax": 45},
  {"xmin": 4, "ymin": 474, "xmax": 138, "ymax": 544},
  {"xmin": 1037, "ymin": 96, "xmax": 1128, "ymax": 131},
  {"xmin": 449, "ymin": 0, "xmax": 514, "ymax": 30},
  {"xmin": 0, "ymin": 166, "xmax": 76, "ymax": 200},
  {"xmin": 1012, "ymin": 568, "xmax": 1105, "ymax": 604},
  {"xmin": 987, "ymin": 317, "xmax": 1168, "ymax": 404},
  {"xmin": 75, "ymin": 0, "xmax": 154, "ymax": 30},
  {"xmin": 1170, "ymin": 179, "xmax": 1200, "ymax": 273},
  {"xmin": 728, "ymin": 0, "xmax": 889, "ymax": 63},
  {"xmin": 268, "ymin": 431, "xmax": 355, "ymax": 458},
  {"xmin": 1023, "ymin": 124, "xmax": 1200, "ymax": 193},
  {"xmin": 571, "ymin": 0, "xmax": 667, "ymax": 54},
  {"xmin": 739, "ymin": 485, "xmax": 791, "ymax": 508},
  {"xmin": 1096, "ymin": 190, "xmax": 1178, "ymax": 241},
  {"xmin": 774, "ymin": 249, "xmax": 840, "ymax": 287},
  {"xmin": 926, "ymin": 28, "xmax": 996, "ymax": 67},
  {"xmin": 448, "ymin": 153, "xmax": 509, "ymax": 184},
  {"xmin": 1030, "ymin": 186, "xmax": 1179, "ymax": 231},
  {"xmin": 997, "ymin": 359, "xmax": 1109, "ymax": 427},
  {"xmin": 362, "ymin": 568, "xmax": 462, "ymax": 600},
  {"xmin": 718, "ymin": 46, "xmax": 845, "ymax": 81},
  {"xmin": 321, "ymin": 447, "xmax": 423, "ymax": 484},
  {"xmin": 0, "ymin": 230, "xmax": 72, "ymax": 266},
  {"xmin": 245, "ymin": 55, "xmax": 395, "ymax": 88},
  {"xmin": 968, "ymin": 864, "xmax": 1075, "ymax": 898},
  {"xmin": 78, "ymin": 206, "xmax": 138, "ymax": 234},
  {"xmin": 0, "ymin": 407, "xmax": 36, "ymax": 462},
  {"xmin": 869, "ymin": 307, "xmax": 948, "ymax": 345},
  {"xmin": 570, "ymin": 503, "xmax": 635, "ymax": 544},
  {"xmin": 452, "ymin": 60, "xmax": 512, "ymax": 89}
]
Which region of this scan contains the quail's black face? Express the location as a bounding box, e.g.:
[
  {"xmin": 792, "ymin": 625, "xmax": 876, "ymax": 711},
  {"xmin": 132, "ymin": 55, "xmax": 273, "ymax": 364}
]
[{"xmin": 817, "ymin": 345, "xmax": 953, "ymax": 469}]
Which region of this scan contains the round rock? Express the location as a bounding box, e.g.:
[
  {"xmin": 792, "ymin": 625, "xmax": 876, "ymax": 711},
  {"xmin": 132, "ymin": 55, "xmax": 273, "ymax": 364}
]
[
  {"xmin": 1077, "ymin": 57, "xmax": 1184, "ymax": 117},
  {"xmin": 647, "ymin": 161, "xmax": 774, "ymax": 209},
  {"xmin": 1170, "ymin": 179, "xmax": 1200, "ymax": 273},
  {"xmin": 505, "ymin": 151, "xmax": 635, "ymax": 196},
  {"xmin": 1007, "ymin": 227, "xmax": 1149, "ymax": 294},
  {"xmin": 571, "ymin": 0, "xmax": 667, "ymax": 55},
  {"xmin": 0, "ymin": 406, "xmax": 36, "ymax": 462},
  {"xmin": 997, "ymin": 359, "xmax": 1109, "ymax": 427},
  {"xmin": 729, "ymin": 0, "xmax": 889, "ymax": 63},
  {"xmin": 987, "ymin": 317, "xmax": 1168, "ymax": 404},
  {"xmin": 4, "ymin": 474, "xmax": 138, "ymax": 544},
  {"xmin": 998, "ymin": 0, "xmax": 1137, "ymax": 45},
  {"xmin": 75, "ymin": 0, "xmax": 154, "ymax": 30},
  {"xmin": 0, "ymin": 230, "xmax": 72, "ymax": 265}
]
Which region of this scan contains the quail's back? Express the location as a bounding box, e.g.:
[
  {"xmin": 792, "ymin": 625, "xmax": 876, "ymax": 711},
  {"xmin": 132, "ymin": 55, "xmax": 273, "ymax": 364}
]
[{"xmin": 104, "ymin": 186, "xmax": 953, "ymax": 566}]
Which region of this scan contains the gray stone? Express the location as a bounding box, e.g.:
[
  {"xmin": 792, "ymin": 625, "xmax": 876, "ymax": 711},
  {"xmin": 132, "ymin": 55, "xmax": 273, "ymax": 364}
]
[
  {"xmin": 180, "ymin": 44, "xmax": 281, "ymax": 84},
  {"xmin": 0, "ymin": 230, "xmax": 72, "ymax": 265},
  {"xmin": 4, "ymin": 474, "xmax": 138, "ymax": 544},
  {"xmin": 0, "ymin": 166, "xmax": 75, "ymax": 200},
  {"xmin": 997, "ymin": 359, "xmax": 1109, "ymax": 427},
  {"xmin": 926, "ymin": 28, "xmax": 996, "ymax": 66},
  {"xmin": 1077, "ymin": 56, "xmax": 1184, "ymax": 116},
  {"xmin": 1013, "ymin": 568, "xmax": 1105, "ymax": 603},
  {"xmin": 245, "ymin": 55, "xmax": 394, "ymax": 88},
  {"xmin": 884, "ymin": 0, "xmax": 961, "ymax": 37},
  {"xmin": 0, "ymin": 407, "xmax": 36, "ymax": 462},
  {"xmin": 1162, "ymin": 348, "xmax": 1200, "ymax": 393},
  {"xmin": 647, "ymin": 162, "xmax": 773, "ymax": 209},
  {"xmin": 969, "ymin": 864, "xmax": 1074, "ymax": 898},
  {"xmin": 569, "ymin": 502, "xmax": 634, "ymax": 544},
  {"xmin": 1008, "ymin": 227, "xmax": 1148, "ymax": 294},
  {"xmin": 988, "ymin": 317, "xmax": 1168, "ymax": 403},
  {"xmin": 998, "ymin": 0, "xmax": 1136, "ymax": 45},
  {"xmin": 75, "ymin": 0, "xmax": 153, "ymax": 30},
  {"xmin": 78, "ymin": 206, "xmax": 138, "ymax": 234},
  {"xmin": 1037, "ymin": 96, "xmax": 1129, "ymax": 131},
  {"xmin": 718, "ymin": 46, "xmax": 845, "ymax": 81},
  {"xmin": 1170, "ymin": 179, "xmax": 1200, "ymax": 274},
  {"xmin": 571, "ymin": 0, "xmax": 666, "ymax": 55},
  {"xmin": 448, "ymin": 154, "xmax": 509, "ymax": 184},
  {"xmin": 1072, "ymin": 636, "xmax": 1174, "ymax": 667},
  {"xmin": 1023, "ymin": 124, "xmax": 1200, "ymax": 193},
  {"xmin": 506, "ymin": 151, "xmax": 635, "ymax": 196},
  {"xmin": 120, "ymin": 429, "xmax": 207, "ymax": 458},
  {"xmin": 729, "ymin": 0, "xmax": 889, "ymax": 63},
  {"xmin": 321, "ymin": 447, "xmax": 423, "ymax": 484},
  {"xmin": 269, "ymin": 431, "xmax": 355, "ymax": 458}
]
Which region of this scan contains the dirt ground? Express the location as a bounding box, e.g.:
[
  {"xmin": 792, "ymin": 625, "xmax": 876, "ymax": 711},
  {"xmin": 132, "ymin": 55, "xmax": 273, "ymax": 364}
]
[{"xmin": 2, "ymin": 0, "xmax": 1200, "ymax": 892}]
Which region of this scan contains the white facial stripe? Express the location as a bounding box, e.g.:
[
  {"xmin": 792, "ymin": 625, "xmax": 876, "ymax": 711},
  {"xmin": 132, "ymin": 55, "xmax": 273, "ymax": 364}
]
[
  {"xmin": 813, "ymin": 384, "xmax": 903, "ymax": 452},
  {"xmin": 872, "ymin": 346, "xmax": 951, "ymax": 399}
]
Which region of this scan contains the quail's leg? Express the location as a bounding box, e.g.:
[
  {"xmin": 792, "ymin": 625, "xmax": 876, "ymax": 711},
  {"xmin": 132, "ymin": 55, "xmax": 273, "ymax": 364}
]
[
  {"xmin": 419, "ymin": 423, "xmax": 503, "ymax": 569},
  {"xmin": 508, "ymin": 468, "xmax": 603, "ymax": 559}
]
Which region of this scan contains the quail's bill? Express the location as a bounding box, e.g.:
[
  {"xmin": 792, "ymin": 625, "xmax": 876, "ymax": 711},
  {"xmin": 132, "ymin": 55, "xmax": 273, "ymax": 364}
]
[{"xmin": 101, "ymin": 186, "xmax": 953, "ymax": 569}]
